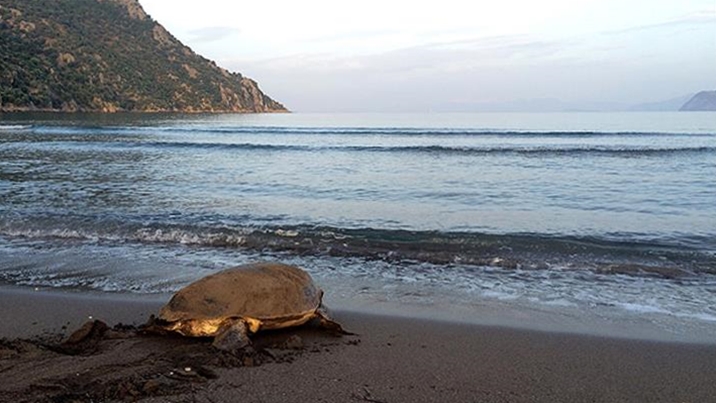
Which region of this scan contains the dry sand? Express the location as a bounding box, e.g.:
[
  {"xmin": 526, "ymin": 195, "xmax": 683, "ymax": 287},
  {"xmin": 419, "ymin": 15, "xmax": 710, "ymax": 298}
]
[{"xmin": 1, "ymin": 286, "xmax": 715, "ymax": 403}]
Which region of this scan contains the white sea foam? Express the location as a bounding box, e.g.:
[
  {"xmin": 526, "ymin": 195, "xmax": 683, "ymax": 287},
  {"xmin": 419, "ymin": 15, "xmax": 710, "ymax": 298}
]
[
  {"xmin": 0, "ymin": 125, "xmax": 30, "ymax": 131},
  {"xmin": 674, "ymin": 312, "xmax": 716, "ymax": 323},
  {"xmin": 131, "ymin": 228, "xmax": 247, "ymax": 246},
  {"xmin": 615, "ymin": 302, "xmax": 669, "ymax": 315}
]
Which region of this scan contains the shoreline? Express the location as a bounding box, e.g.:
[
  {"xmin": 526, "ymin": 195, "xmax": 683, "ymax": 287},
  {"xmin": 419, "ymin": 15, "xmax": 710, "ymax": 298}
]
[
  {"xmin": 2, "ymin": 286, "xmax": 716, "ymax": 402},
  {"xmin": 2, "ymin": 284, "xmax": 716, "ymax": 344}
]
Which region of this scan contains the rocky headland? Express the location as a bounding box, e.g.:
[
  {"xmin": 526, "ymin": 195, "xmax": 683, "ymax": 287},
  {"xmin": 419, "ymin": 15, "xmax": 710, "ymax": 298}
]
[
  {"xmin": 0, "ymin": 0, "xmax": 287, "ymax": 113},
  {"xmin": 680, "ymin": 90, "xmax": 716, "ymax": 111}
]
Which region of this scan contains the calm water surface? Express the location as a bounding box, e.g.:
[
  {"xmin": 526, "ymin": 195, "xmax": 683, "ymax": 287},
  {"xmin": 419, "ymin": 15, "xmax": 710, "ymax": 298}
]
[{"xmin": 1, "ymin": 112, "xmax": 715, "ymax": 341}]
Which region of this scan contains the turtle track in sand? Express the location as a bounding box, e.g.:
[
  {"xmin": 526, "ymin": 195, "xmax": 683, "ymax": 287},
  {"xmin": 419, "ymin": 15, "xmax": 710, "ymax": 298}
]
[{"xmin": 0, "ymin": 320, "xmax": 359, "ymax": 403}]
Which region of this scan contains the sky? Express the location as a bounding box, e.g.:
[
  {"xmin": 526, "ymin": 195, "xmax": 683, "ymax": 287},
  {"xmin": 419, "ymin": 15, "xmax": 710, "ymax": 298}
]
[{"xmin": 139, "ymin": 0, "xmax": 716, "ymax": 112}]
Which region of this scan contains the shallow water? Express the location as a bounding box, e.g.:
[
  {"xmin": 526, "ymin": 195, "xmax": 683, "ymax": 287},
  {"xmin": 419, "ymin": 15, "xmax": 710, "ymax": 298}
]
[{"xmin": 1, "ymin": 112, "xmax": 715, "ymax": 341}]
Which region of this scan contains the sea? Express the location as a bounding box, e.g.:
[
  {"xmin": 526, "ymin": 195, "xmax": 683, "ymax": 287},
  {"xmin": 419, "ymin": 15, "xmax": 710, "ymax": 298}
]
[{"xmin": 1, "ymin": 112, "xmax": 715, "ymax": 342}]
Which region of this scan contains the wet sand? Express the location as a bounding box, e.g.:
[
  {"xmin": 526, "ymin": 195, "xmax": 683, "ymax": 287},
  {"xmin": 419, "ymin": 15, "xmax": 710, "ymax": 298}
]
[{"xmin": 1, "ymin": 287, "xmax": 716, "ymax": 402}]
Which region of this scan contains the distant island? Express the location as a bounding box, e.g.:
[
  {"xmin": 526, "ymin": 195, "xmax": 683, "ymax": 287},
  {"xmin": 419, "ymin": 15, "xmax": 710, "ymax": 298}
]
[
  {"xmin": 0, "ymin": 0, "xmax": 287, "ymax": 113},
  {"xmin": 680, "ymin": 91, "xmax": 716, "ymax": 111}
]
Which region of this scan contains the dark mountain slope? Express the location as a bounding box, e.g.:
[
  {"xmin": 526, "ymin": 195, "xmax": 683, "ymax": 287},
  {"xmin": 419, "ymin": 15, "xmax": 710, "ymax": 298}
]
[{"xmin": 0, "ymin": 0, "xmax": 287, "ymax": 112}]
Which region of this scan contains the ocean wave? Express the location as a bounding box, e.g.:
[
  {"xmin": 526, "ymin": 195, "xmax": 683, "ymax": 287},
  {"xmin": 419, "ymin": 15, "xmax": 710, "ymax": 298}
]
[
  {"xmin": 2, "ymin": 220, "xmax": 714, "ymax": 279},
  {"xmin": 133, "ymin": 126, "xmax": 716, "ymax": 138},
  {"xmin": 10, "ymin": 124, "xmax": 715, "ymax": 157},
  {"xmin": 140, "ymin": 126, "xmax": 691, "ymax": 137},
  {"xmin": 342, "ymin": 144, "xmax": 716, "ymax": 156},
  {"xmin": 103, "ymin": 141, "xmax": 716, "ymax": 156},
  {"xmin": 21, "ymin": 124, "xmax": 715, "ymax": 138}
]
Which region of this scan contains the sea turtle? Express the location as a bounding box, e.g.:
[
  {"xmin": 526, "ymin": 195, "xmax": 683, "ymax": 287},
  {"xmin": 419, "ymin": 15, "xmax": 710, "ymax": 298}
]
[{"xmin": 152, "ymin": 262, "xmax": 347, "ymax": 351}]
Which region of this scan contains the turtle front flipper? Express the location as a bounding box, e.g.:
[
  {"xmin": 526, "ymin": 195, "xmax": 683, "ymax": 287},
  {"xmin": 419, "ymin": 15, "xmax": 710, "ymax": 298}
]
[{"xmin": 212, "ymin": 319, "xmax": 253, "ymax": 352}]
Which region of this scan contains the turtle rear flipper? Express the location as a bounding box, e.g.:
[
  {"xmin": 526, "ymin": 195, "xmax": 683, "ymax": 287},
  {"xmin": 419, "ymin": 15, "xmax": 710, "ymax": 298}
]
[{"xmin": 316, "ymin": 306, "xmax": 354, "ymax": 335}]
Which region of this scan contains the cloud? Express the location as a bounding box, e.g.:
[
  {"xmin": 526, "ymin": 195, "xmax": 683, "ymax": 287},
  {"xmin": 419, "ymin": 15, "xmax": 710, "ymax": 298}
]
[
  {"xmin": 305, "ymin": 29, "xmax": 402, "ymax": 45},
  {"xmin": 224, "ymin": 35, "xmax": 590, "ymax": 112},
  {"xmin": 233, "ymin": 33, "xmax": 570, "ymax": 78},
  {"xmin": 605, "ymin": 9, "xmax": 716, "ymax": 35},
  {"xmin": 187, "ymin": 26, "xmax": 241, "ymax": 43},
  {"xmin": 221, "ymin": 8, "xmax": 715, "ymax": 112}
]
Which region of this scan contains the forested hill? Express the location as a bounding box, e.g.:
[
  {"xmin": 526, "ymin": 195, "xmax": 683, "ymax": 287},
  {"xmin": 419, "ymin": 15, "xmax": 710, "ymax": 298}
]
[{"xmin": 0, "ymin": 0, "xmax": 287, "ymax": 113}]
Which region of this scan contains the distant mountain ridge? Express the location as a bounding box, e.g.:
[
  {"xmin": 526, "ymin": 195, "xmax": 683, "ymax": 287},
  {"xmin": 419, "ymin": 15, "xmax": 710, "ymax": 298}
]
[
  {"xmin": 680, "ymin": 91, "xmax": 716, "ymax": 111},
  {"xmin": 628, "ymin": 94, "xmax": 693, "ymax": 112},
  {"xmin": 0, "ymin": 0, "xmax": 287, "ymax": 113},
  {"xmin": 421, "ymin": 94, "xmax": 701, "ymax": 113}
]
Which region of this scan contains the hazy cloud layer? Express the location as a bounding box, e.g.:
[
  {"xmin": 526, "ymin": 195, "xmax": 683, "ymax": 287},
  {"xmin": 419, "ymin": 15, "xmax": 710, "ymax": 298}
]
[
  {"xmin": 606, "ymin": 9, "xmax": 716, "ymax": 35},
  {"xmin": 227, "ymin": 21, "xmax": 714, "ymax": 112},
  {"xmin": 142, "ymin": 0, "xmax": 716, "ymax": 112}
]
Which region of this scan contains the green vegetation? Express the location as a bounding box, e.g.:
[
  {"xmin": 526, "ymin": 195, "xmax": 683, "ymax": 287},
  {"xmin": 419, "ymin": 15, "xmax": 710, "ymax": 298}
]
[{"xmin": 0, "ymin": 0, "xmax": 286, "ymax": 112}]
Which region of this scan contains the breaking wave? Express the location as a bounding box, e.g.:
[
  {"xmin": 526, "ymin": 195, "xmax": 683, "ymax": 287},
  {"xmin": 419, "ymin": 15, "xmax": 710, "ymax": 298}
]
[{"xmin": 2, "ymin": 216, "xmax": 714, "ymax": 280}]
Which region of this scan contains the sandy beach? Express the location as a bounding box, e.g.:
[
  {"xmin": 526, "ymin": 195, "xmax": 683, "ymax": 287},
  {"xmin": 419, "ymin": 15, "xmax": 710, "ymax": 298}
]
[{"xmin": 1, "ymin": 286, "xmax": 715, "ymax": 403}]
